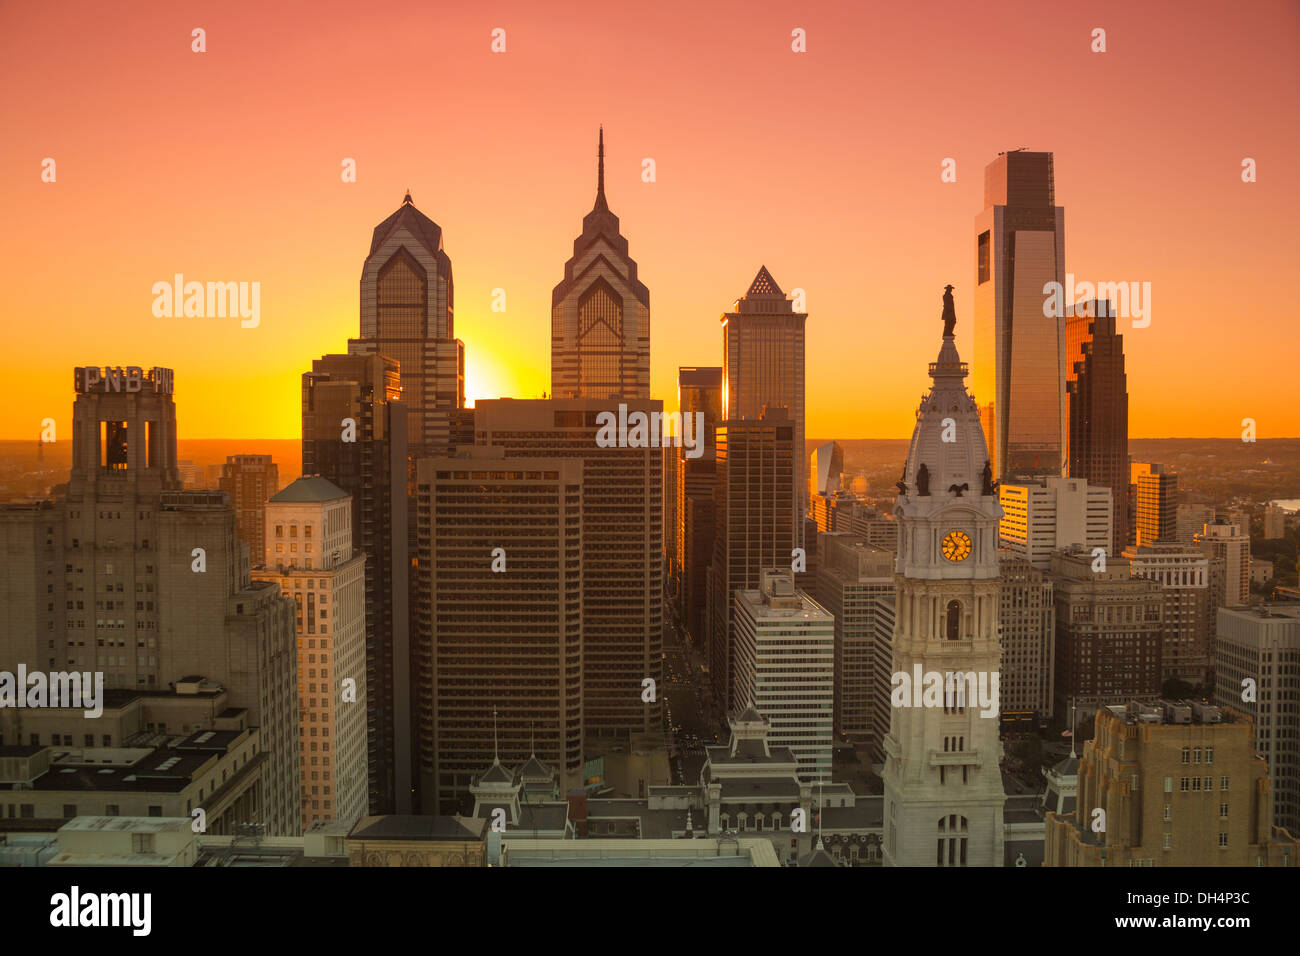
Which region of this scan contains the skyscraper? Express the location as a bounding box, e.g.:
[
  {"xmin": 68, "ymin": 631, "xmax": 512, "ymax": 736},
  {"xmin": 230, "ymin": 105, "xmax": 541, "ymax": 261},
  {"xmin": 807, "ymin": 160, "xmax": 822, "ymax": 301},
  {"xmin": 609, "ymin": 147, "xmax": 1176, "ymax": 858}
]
[
  {"xmin": 465, "ymin": 399, "xmax": 662, "ymax": 743},
  {"xmin": 997, "ymin": 554, "xmax": 1055, "ymax": 723},
  {"xmin": 881, "ymin": 291, "xmax": 1006, "ymax": 867},
  {"xmin": 732, "ymin": 568, "xmax": 834, "ymax": 782},
  {"xmin": 303, "ymin": 352, "xmax": 411, "ymax": 814},
  {"xmin": 551, "ymin": 129, "xmax": 650, "ymax": 400},
  {"xmin": 219, "ymin": 454, "xmax": 279, "ymax": 562},
  {"xmin": 721, "ymin": 266, "xmax": 807, "ymax": 547},
  {"xmin": 675, "ymin": 366, "xmax": 722, "ymax": 643},
  {"xmin": 0, "ymin": 365, "xmax": 301, "ymax": 835},
  {"xmin": 973, "ymin": 150, "xmax": 1066, "ymax": 480},
  {"xmin": 1215, "ymin": 605, "xmax": 1300, "ymax": 836},
  {"xmin": 1132, "ymin": 462, "xmax": 1178, "ymax": 545},
  {"xmin": 817, "ymin": 535, "xmax": 894, "ymax": 749},
  {"xmin": 1196, "ymin": 518, "xmax": 1252, "ymax": 608},
  {"xmin": 1065, "ymin": 298, "xmax": 1129, "ymax": 555},
  {"xmin": 1050, "ymin": 547, "xmax": 1163, "ymax": 716},
  {"xmin": 351, "ymin": 193, "xmax": 463, "ymax": 456},
  {"xmin": 708, "ymin": 408, "xmax": 795, "ymax": 718},
  {"xmin": 415, "ymin": 453, "xmax": 584, "ymax": 813},
  {"xmin": 997, "ymin": 476, "xmax": 1112, "ymax": 571},
  {"xmin": 1124, "ymin": 542, "xmax": 1211, "ymax": 684},
  {"xmin": 254, "ymin": 477, "xmax": 368, "ymax": 831}
]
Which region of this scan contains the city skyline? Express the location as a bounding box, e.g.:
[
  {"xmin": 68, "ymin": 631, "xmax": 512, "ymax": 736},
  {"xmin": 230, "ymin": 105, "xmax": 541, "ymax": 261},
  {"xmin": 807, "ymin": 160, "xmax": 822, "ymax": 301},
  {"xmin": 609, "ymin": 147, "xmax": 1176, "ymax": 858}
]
[{"xmin": 5, "ymin": 1, "xmax": 1299, "ymax": 441}]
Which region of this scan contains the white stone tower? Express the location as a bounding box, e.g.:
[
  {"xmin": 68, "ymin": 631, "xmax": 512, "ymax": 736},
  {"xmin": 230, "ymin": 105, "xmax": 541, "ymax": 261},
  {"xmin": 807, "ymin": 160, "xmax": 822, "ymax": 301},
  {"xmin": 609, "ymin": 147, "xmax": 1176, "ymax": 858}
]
[{"xmin": 881, "ymin": 286, "xmax": 1007, "ymax": 867}]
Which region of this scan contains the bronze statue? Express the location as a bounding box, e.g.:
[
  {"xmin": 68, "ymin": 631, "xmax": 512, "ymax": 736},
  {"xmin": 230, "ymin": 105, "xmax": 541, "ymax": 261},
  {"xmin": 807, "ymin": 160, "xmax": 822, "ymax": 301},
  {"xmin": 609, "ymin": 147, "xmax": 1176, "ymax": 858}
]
[
  {"xmin": 948, "ymin": 483, "xmax": 968, "ymax": 497},
  {"xmin": 981, "ymin": 460, "xmax": 994, "ymax": 496},
  {"xmin": 916, "ymin": 463, "xmax": 930, "ymax": 496},
  {"xmin": 941, "ymin": 284, "xmax": 956, "ymax": 337}
]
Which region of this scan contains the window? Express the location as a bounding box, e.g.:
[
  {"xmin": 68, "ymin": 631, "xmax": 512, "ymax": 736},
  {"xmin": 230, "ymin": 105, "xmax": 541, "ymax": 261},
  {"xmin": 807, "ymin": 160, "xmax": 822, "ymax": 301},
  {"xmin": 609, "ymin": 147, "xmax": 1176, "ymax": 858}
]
[
  {"xmin": 936, "ymin": 814, "xmax": 968, "ymax": 867},
  {"xmin": 1181, "ymin": 747, "xmax": 1190, "ymax": 764},
  {"xmin": 1205, "ymin": 747, "xmax": 1214, "ymax": 764},
  {"xmin": 1221, "ymin": 776, "xmax": 1229, "ymax": 791},
  {"xmin": 105, "ymin": 804, "xmax": 120, "ymax": 816},
  {"xmin": 1162, "ymin": 805, "xmax": 1171, "ymax": 821},
  {"xmin": 1163, "ymin": 776, "xmax": 1173, "ymax": 793},
  {"xmin": 1163, "ymin": 834, "xmax": 1172, "ymax": 850},
  {"xmin": 1180, "ymin": 777, "xmax": 1189, "ymax": 792},
  {"xmin": 132, "ymin": 833, "xmax": 155, "ymax": 854},
  {"xmin": 977, "ymin": 230, "xmax": 990, "ymax": 284},
  {"xmin": 1218, "ymin": 832, "xmax": 1228, "ymax": 848},
  {"xmin": 63, "ymin": 804, "xmax": 77, "ymax": 818},
  {"xmin": 945, "ymin": 600, "xmax": 962, "ymax": 640},
  {"xmin": 1220, "ymin": 803, "xmax": 1228, "ymax": 818}
]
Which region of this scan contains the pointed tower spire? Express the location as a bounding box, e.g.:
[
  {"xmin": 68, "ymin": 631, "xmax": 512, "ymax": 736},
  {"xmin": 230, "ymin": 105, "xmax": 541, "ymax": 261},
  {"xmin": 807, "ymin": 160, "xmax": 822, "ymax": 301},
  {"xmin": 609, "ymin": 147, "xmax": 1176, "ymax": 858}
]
[{"xmin": 593, "ymin": 126, "xmax": 609, "ymax": 213}]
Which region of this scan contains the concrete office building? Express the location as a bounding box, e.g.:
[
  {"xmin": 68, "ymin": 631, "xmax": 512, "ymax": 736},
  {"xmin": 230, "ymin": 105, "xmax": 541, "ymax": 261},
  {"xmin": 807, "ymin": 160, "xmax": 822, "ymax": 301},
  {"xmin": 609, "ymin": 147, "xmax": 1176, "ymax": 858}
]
[
  {"xmin": 303, "ymin": 352, "xmax": 410, "ymax": 814},
  {"xmin": 732, "ymin": 570, "xmax": 834, "ymax": 782},
  {"xmin": 1124, "ymin": 543, "xmax": 1211, "ymax": 684},
  {"xmin": 997, "ymin": 554, "xmax": 1055, "ymax": 723},
  {"xmin": 998, "ymin": 476, "xmax": 1112, "ymax": 570},
  {"xmin": 414, "ymin": 454, "xmax": 584, "ymax": 813},
  {"xmin": 253, "ymin": 478, "xmax": 368, "ymax": 831},
  {"xmin": 218, "ymin": 454, "xmax": 279, "ymax": 564},
  {"xmin": 1214, "ymin": 605, "xmax": 1300, "ymax": 836},
  {"xmin": 1196, "ymin": 518, "xmax": 1252, "ymax": 609},
  {"xmin": 1050, "ymin": 548, "xmax": 1164, "ymax": 718},
  {"xmin": 1045, "ymin": 700, "xmax": 1299, "ymax": 866},
  {"xmin": 708, "ymin": 408, "xmax": 795, "ymax": 718},
  {"xmin": 1132, "ymin": 463, "xmax": 1178, "ymax": 546},
  {"xmin": 0, "ymin": 366, "xmax": 301, "ymax": 835},
  {"xmin": 817, "ymin": 535, "xmax": 894, "ymax": 747}
]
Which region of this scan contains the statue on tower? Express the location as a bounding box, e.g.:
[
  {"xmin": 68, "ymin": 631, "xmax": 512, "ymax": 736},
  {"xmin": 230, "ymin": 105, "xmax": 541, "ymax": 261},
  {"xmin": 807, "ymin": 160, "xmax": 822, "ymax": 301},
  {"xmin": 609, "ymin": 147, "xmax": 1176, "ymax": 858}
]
[{"xmin": 941, "ymin": 284, "xmax": 957, "ymax": 337}]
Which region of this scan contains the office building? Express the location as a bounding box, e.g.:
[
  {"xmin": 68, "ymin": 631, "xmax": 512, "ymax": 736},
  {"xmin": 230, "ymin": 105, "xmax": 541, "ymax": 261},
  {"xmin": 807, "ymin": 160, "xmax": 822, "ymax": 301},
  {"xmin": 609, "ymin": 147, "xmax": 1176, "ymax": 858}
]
[
  {"xmin": 674, "ymin": 366, "xmax": 722, "ymax": 637},
  {"xmin": 810, "ymin": 441, "xmax": 844, "ymax": 501},
  {"xmin": 1045, "ymin": 700, "xmax": 1298, "ymax": 866},
  {"xmin": 219, "ymin": 454, "xmax": 278, "ymax": 562},
  {"xmin": 1177, "ymin": 504, "xmax": 1215, "ymax": 546},
  {"xmin": 998, "ymin": 476, "xmax": 1112, "ymax": 570},
  {"xmin": 1050, "ymin": 548, "xmax": 1163, "ymax": 717},
  {"xmin": 1196, "ymin": 518, "xmax": 1252, "ymax": 608},
  {"xmin": 1065, "ymin": 299, "xmax": 1128, "ymax": 554},
  {"xmin": 414, "ymin": 454, "xmax": 584, "ymax": 813},
  {"xmin": 998, "ymin": 554, "xmax": 1055, "ymax": 723},
  {"xmin": 708, "ymin": 408, "xmax": 795, "ymax": 717},
  {"xmin": 721, "ymin": 266, "xmax": 807, "ymax": 547},
  {"xmin": 551, "ymin": 129, "xmax": 650, "ymax": 400},
  {"xmin": 253, "ymin": 477, "xmax": 368, "ymax": 831},
  {"xmin": 0, "ymin": 365, "xmax": 301, "ymax": 835},
  {"xmin": 303, "ymin": 352, "xmax": 411, "ymax": 814},
  {"xmin": 1215, "ymin": 605, "xmax": 1300, "ymax": 836},
  {"xmin": 1132, "ymin": 463, "xmax": 1178, "ymax": 546},
  {"xmin": 1125, "ymin": 543, "xmax": 1211, "ymax": 684},
  {"xmin": 973, "ymin": 150, "xmax": 1066, "ymax": 480},
  {"xmin": 350, "ymin": 193, "xmax": 463, "ymax": 455},
  {"xmin": 732, "ymin": 569, "xmax": 834, "ymax": 782},
  {"xmin": 465, "ymin": 399, "xmax": 662, "ymax": 743},
  {"xmin": 1264, "ymin": 504, "xmax": 1292, "ymax": 540},
  {"xmin": 817, "ymin": 535, "xmax": 894, "ymax": 748}
]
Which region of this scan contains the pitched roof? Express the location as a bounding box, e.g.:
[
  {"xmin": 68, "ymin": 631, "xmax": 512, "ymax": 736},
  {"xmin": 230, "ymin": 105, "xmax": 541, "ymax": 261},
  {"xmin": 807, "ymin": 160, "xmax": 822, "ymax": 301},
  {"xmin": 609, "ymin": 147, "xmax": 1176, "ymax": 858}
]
[
  {"xmin": 270, "ymin": 476, "xmax": 349, "ymax": 503},
  {"xmin": 368, "ymin": 194, "xmax": 445, "ymax": 259},
  {"xmin": 477, "ymin": 760, "xmax": 514, "ymax": 786},
  {"xmin": 745, "ymin": 265, "xmax": 784, "ymax": 297}
]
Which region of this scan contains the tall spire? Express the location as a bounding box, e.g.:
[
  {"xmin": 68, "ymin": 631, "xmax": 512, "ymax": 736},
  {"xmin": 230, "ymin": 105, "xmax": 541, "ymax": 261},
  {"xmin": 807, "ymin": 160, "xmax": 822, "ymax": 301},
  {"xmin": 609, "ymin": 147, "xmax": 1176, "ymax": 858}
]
[{"xmin": 594, "ymin": 126, "xmax": 608, "ymax": 212}]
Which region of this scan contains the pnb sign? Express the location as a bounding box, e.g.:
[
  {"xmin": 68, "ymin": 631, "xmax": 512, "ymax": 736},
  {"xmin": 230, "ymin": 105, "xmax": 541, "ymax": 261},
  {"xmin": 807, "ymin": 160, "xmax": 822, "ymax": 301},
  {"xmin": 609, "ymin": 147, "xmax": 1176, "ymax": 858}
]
[{"xmin": 74, "ymin": 366, "xmax": 174, "ymax": 395}]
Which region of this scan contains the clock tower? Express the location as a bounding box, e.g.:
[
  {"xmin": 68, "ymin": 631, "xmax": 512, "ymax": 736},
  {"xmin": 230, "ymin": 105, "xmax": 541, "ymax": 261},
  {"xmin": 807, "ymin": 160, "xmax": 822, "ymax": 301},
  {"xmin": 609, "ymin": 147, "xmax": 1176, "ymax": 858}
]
[{"xmin": 881, "ymin": 286, "xmax": 1007, "ymax": 866}]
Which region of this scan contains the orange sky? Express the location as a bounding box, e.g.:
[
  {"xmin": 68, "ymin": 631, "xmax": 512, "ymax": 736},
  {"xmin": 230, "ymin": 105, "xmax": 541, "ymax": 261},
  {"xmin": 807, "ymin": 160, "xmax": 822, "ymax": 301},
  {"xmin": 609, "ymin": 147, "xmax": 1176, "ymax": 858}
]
[{"xmin": 3, "ymin": 0, "xmax": 1298, "ymax": 441}]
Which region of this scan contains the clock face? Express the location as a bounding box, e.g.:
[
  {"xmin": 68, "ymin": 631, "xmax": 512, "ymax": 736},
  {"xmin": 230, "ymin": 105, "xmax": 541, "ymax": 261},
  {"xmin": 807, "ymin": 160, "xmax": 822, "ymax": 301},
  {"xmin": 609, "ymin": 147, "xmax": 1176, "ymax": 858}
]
[{"xmin": 941, "ymin": 530, "xmax": 972, "ymax": 562}]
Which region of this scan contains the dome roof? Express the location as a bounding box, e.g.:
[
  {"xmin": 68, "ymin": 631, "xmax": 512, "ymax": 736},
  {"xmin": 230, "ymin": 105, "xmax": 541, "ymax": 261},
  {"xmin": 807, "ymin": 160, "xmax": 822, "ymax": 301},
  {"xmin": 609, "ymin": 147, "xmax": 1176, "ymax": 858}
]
[{"xmin": 901, "ymin": 333, "xmax": 990, "ymax": 500}]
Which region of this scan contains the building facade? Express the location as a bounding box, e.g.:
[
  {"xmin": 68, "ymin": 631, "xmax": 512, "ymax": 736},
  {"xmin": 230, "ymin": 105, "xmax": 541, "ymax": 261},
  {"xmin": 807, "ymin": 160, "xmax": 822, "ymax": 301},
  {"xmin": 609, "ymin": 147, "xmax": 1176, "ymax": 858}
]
[
  {"xmin": 721, "ymin": 266, "xmax": 807, "ymax": 547},
  {"xmin": 302, "ymin": 352, "xmax": 410, "ymax": 814},
  {"xmin": 973, "ymin": 150, "xmax": 1066, "ymax": 480},
  {"xmin": 998, "ymin": 476, "xmax": 1112, "ymax": 570},
  {"xmin": 218, "ymin": 454, "xmax": 279, "ymax": 565},
  {"xmin": 551, "ymin": 129, "xmax": 650, "ymax": 401},
  {"xmin": 881, "ymin": 296, "xmax": 1007, "ymax": 867},
  {"xmin": 997, "ymin": 554, "xmax": 1055, "ymax": 723}
]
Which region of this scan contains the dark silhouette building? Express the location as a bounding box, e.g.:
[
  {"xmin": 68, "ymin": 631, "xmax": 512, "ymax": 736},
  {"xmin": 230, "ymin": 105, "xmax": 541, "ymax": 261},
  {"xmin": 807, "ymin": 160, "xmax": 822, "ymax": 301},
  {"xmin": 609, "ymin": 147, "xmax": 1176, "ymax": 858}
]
[{"xmin": 1065, "ymin": 299, "xmax": 1129, "ymax": 555}]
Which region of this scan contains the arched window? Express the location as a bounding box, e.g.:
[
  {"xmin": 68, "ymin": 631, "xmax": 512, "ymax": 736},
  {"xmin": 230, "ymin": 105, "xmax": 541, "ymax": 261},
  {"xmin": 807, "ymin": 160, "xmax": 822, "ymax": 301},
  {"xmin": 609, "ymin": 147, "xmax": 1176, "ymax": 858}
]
[
  {"xmin": 755, "ymin": 813, "xmax": 765, "ymax": 832},
  {"xmin": 946, "ymin": 600, "xmax": 962, "ymax": 640},
  {"xmin": 720, "ymin": 814, "xmax": 729, "ymax": 831},
  {"xmin": 772, "ymin": 812, "xmax": 782, "ymax": 831}
]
